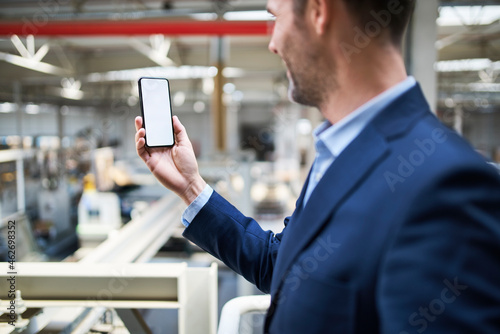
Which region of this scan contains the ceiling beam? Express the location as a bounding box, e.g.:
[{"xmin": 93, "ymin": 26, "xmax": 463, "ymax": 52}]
[
  {"xmin": 129, "ymin": 35, "xmax": 176, "ymax": 67},
  {"xmin": 0, "ymin": 20, "xmax": 274, "ymax": 37},
  {"xmin": 0, "ymin": 51, "xmax": 72, "ymax": 76},
  {"xmin": 436, "ymin": 19, "xmax": 500, "ymax": 50}
]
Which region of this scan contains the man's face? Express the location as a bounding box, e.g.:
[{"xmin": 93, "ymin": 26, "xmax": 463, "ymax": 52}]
[{"xmin": 267, "ymin": 0, "xmax": 335, "ymax": 108}]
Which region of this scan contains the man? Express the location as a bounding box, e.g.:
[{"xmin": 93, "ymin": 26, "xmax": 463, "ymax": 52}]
[{"xmin": 135, "ymin": 0, "xmax": 500, "ymax": 332}]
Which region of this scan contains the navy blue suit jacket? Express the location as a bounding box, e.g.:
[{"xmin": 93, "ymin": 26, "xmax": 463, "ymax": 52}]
[{"xmin": 183, "ymin": 84, "xmax": 500, "ymax": 333}]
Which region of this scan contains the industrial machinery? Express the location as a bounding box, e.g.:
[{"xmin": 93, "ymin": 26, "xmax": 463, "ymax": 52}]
[{"xmin": 0, "ymin": 192, "xmax": 218, "ymax": 334}]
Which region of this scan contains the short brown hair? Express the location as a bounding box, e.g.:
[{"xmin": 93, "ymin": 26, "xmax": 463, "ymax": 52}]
[{"xmin": 293, "ymin": 0, "xmax": 415, "ymax": 45}]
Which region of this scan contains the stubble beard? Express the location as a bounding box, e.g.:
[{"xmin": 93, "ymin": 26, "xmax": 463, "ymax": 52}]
[
  {"xmin": 285, "ymin": 39, "xmax": 336, "ymax": 109},
  {"xmin": 288, "ymin": 69, "xmax": 318, "ymax": 107}
]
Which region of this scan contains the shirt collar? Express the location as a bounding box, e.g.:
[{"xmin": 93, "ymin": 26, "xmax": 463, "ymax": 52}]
[{"xmin": 313, "ymin": 76, "xmax": 416, "ymax": 158}]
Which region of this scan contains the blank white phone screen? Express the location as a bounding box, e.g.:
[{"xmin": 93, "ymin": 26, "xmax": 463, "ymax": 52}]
[{"xmin": 140, "ymin": 78, "xmax": 174, "ymax": 147}]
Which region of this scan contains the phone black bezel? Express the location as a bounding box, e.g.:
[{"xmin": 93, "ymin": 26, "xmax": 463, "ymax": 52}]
[{"xmin": 138, "ymin": 77, "xmax": 175, "ymax": 148}]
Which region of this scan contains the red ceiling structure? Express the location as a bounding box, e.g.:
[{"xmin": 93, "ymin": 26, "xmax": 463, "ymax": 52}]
[{"xmin": 0, "ymin": 20, "xmax": 274, "ymax": 37}]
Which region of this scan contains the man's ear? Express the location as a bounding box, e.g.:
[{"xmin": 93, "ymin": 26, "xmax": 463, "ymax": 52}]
[{"xmin": 309, "ymin": 0, "xmax": 330, "ymax": 35}]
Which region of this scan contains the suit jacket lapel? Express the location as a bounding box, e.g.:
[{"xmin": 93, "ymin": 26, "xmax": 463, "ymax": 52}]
[
  {"xmin": 271, "ymin": 124, "xmax": 390, "ymax": 291},
  {"xmin": 270, "ymin": 84, "xmax": 431, "ymax": 295}
]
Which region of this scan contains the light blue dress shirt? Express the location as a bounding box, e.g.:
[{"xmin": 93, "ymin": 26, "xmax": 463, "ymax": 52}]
[
  {"xmin": 182, "ymin": 183, "xmax": 214, "ymax": 227},
  {"xmin": 182, "ymin": 76, "xmax": 416, "ymax": 226},
  {"xmin": 303, "ymin": 76, "xmax": 416, "ymax": 204}
]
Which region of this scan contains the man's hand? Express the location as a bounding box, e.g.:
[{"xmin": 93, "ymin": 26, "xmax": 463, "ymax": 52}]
[{"xmin": 135, "ymin": 115, "xmax": 206, "ymax": 205}]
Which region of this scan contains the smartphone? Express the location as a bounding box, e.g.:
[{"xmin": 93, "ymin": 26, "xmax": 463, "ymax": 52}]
[{"xmin": 138, "ymin": 77, "xmax": 175, "ymax": 147}]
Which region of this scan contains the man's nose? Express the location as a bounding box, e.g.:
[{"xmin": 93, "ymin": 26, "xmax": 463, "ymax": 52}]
[{"xmin": 268, "ymin": 38, "xmax": 278, "ymax": 54}]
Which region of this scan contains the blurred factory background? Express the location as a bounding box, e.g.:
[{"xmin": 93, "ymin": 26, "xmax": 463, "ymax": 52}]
[{"xmin": 0, "ymin": 0, "xmax": 499, "ymax": 333}]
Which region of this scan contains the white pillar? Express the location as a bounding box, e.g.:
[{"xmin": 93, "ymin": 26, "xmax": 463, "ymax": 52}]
[
  {"xmin": 13, "ymin": 81, "xmax": 26, "ymax": 213},
  {"xmin": 406, "ymin": 0, "xmax": 439, "ymax": 112}
]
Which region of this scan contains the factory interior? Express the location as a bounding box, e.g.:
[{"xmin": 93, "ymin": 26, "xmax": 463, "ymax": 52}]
[{"xmin": 0, "ymin": 0, "xmax": 499, "ymax": 333}]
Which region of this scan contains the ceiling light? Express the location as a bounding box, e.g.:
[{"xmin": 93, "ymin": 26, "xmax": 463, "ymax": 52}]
[
  {"xmin": 232, "ymin": 91, "xmax": 244, "ymax": 102},
  {"xmin": 60, "ymin": 88, "xmax": 84, "ymax": 100},
  {"xmin": 223, "ymin": 83, "xmax": 236, "ymax": 94},
  {"xmin": 60, "ymin": 78, "xmax": 84, "ymax": 100},
  {"xmin": 189, "ymin": 13, "xmax": 218, "ymax": 21},
  {"xmin": 435, "ymin": 59, "xmax": 497, "ymax": 72},
  {"xmin": 208, "ymin": 66, "xmax": 218, "ymax": 77},
  {"xmin": 193, "ymin": 101, "xmax": 206, "ymax": 113},
  {"xmin": 468, "ymin": 83, "xmax": 500, "ymax": 93},
  {"xmin": 203, "ymin": 78, "xmax": 214, "ymax": 95},
  {"xmin": 223, "ymin": 10, "xmax": 275, "ymax": 21},
  {"xmin": 128, "ymin": 96, "xmax": 139, "ymax": 106},
  {"xmin": 173, "ymin": 91, "xmax": 186, "ymax": 107},
  {"xmin": 438, "ymin": 6, "xmax": 500, "ymax": 26},
  {"xmin": 223, "ymin": 67, "xmax": 245, "ymax": 78},
  {"xmin": 0, "ymin": 102, "xmax": 17, "ymax": 113},
  {"xmin": 297, "ymin": 119, "xmax": 313, "ymax": 135},
  {"xmin": 87, "ymin": 66, "xmax": 220, "ymax": 83},
  {"xmin": 25, "ymin": 103, "xmax": 40, "ymax": 115}
]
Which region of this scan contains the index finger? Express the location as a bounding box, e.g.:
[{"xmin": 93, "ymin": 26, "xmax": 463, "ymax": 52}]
[{"xmin": 135, "ymin": 116, "xmax": 143, "ymax": 132}]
